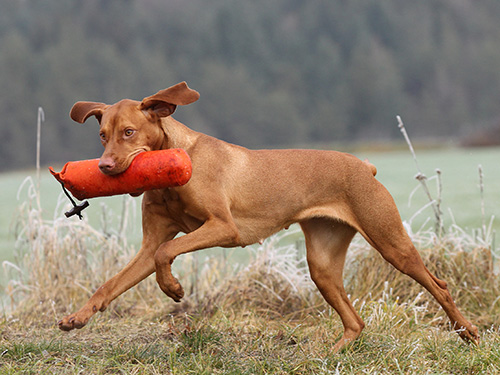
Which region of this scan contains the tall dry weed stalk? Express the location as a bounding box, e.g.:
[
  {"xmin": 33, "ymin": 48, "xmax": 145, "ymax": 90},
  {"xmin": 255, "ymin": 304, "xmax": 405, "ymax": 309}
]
[{"xmin": 397, "ymin": 116, "xmax": 444, "ymax": 238}]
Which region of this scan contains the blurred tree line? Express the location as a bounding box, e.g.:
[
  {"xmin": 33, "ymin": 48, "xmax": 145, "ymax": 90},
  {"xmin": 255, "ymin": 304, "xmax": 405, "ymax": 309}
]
[{"xmin": 1, "ymin": 0, "xmax": 500, "ymax": 171}]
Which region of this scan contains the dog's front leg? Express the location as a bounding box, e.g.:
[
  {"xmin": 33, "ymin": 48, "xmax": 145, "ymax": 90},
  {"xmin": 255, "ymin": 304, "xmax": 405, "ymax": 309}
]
[
  {"xmin": 58, "ymin": 204, "xmax": 179, "ymax": 331},
  {"xmin": 154, "ymin": 217, "xmax": 240, "ymax": 302},
  {"xmin": 58, "ymin": 244, "xmax": 158, "ymax": 331}
]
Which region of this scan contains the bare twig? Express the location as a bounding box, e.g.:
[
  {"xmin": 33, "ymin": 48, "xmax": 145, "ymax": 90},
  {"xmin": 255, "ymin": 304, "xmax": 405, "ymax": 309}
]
[{"xmin": 397, "ymin": 116, "xmax": 443, "ymax": 237}]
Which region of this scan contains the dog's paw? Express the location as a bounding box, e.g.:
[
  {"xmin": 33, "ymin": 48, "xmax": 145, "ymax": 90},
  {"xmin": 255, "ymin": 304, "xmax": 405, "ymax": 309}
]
[
  {"xmin": 58, "ymin": 313, "xmax": 88, "ymax": 331},
  {"xmin": 158, "ymin": 276, "xmax": 185, "ymax": 302},
  {"xmin": 458, "ymin": 323, "xmax": 480, "ymax": 345},
  {"xmin": 169, "ymin": 283, "xmax": 185, "ymax": 303}
]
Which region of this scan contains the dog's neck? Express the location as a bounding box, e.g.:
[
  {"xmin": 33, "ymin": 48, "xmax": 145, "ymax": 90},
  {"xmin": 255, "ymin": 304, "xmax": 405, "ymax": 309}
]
[{"xmin": 160, "ymin": 117, "xmax": 200, "ymax": 152}]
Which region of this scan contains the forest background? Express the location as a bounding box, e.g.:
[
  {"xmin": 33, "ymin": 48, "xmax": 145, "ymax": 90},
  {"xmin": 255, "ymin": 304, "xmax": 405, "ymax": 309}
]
[{"xmin": 2, "ymin": 0, "xmax": 500, "ymax": 172}]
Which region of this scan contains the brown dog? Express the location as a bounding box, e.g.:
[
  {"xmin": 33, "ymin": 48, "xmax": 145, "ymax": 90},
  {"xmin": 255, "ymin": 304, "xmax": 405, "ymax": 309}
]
[{"xmin": 59, "ymin": 82, "xmax": 479, "ymax": 352}]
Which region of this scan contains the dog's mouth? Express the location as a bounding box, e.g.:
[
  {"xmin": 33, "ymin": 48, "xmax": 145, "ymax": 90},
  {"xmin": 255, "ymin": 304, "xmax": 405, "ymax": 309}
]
[{"xmin": 99, "ymin": 149, "xmax": 148, "ymax": 176}]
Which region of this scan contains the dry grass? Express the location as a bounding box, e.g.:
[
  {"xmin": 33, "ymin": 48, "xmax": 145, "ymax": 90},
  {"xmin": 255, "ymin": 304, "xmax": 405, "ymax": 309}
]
[{"xmin": 1, "ymin": 175, "xmax": 500, "ymax": 373}]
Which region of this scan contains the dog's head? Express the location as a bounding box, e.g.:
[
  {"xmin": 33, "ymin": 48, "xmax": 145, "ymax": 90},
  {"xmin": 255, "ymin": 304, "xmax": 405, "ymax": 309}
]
[{"xmin": 70, "ymin": 82, "xmax": 199, "ymax": 175}]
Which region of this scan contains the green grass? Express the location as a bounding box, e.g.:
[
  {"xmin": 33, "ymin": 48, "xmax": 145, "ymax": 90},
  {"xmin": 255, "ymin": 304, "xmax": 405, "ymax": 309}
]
[
  {"xmin": 2, "ymin": 211, "xmax": 499, "ymax": 373},
  {"xmin": 1, "ymin": 292, "xmax": 499, "ymax": 374},
  {"xmin": 1, "ymin": 146, "xmax": 500, "ymax": 373}
]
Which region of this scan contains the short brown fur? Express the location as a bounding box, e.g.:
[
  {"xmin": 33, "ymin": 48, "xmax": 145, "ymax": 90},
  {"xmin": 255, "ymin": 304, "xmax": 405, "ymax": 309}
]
[{"xmin": 59, "ymin": 82, "xmax": 479, "ymax": 352}]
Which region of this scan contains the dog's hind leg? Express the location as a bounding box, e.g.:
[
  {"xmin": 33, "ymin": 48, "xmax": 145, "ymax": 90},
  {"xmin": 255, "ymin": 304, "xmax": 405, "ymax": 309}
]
[
  {"xmin": 300, "ymin": 218, "xmax": 362, "ymax": 353},
  {"xmin": 350, "ymin": 180, "xmax": 480, "ymax": 344}
]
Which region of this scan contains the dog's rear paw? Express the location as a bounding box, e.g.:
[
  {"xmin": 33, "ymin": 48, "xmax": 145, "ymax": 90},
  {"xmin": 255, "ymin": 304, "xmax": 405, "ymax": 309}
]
[{"xmin": 458, "ymin": 324, "xmax": 480, "ymax": 345}]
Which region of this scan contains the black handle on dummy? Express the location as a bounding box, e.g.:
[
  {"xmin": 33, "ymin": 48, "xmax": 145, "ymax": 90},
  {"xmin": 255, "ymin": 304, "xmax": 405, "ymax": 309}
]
[{"xmin": 64, "ymin": 200, "xmax": 90, "ymax": 219}]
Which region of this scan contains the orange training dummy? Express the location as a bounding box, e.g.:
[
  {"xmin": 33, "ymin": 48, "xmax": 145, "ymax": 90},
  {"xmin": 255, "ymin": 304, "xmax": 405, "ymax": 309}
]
[{"xmin": 49, "ymin": 149, "xmax": 192, "ymax": 201}]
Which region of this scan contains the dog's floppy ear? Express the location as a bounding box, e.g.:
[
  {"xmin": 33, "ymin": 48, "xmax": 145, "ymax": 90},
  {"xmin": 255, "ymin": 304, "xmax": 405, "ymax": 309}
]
[
  {"xmin": 70, "ymin": 102, "xmax": 108, "ymax": 124},
  {"xmin": 139, "ymin": 81, "xmax": 200, "ymax": 118}
]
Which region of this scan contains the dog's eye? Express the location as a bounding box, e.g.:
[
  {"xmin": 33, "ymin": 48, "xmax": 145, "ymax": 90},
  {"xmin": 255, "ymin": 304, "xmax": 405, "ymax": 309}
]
[
  {"xmin": 99, "ymin": 132, "xmax": 106, "ymax": 142},
  {"xmin": 124, "ymin": 129, "xmax": 135, "ymax": 137}
]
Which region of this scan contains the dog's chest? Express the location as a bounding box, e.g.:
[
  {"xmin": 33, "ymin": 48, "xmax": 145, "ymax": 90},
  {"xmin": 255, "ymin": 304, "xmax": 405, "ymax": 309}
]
[{"xmin": 160, "ymin": 188, "xmax": 202, "ymax": 232}]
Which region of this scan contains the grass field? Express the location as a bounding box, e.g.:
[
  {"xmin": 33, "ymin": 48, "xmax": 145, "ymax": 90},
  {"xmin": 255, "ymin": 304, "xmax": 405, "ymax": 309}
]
[
  {"xmin": 1, "ymin": 146, "xmax": 500, "ymax": 373},
  {"xmin": 2, "ymin": 147, "xmax": 499, "ymax": 264}
]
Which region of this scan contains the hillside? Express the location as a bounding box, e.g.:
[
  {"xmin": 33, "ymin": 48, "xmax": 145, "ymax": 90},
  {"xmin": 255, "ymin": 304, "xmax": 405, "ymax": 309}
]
[{"xmin": 2, "ymin": 0, "xmax": 500, "ymax": 170}]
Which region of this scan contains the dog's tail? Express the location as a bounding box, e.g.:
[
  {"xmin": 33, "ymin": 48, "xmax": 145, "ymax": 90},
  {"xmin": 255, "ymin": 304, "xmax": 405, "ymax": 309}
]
[{"xmin": 363, "ymin": 159, "xmax": 377, "ymax": 176}]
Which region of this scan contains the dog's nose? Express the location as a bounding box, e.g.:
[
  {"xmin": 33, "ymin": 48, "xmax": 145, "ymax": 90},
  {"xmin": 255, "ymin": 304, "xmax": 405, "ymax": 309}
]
[{"xmin": 98, "ymin": 158, "xmax": 116, "ymax": 174}]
